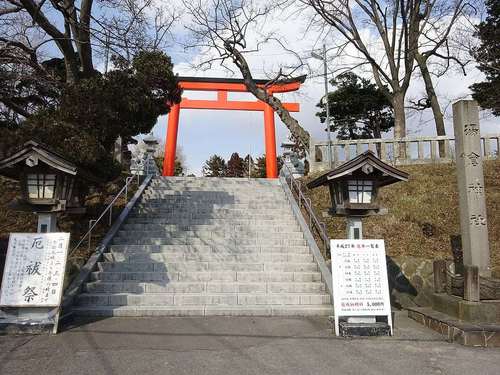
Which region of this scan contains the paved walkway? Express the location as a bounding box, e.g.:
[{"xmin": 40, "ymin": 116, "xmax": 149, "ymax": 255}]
[{"xmin": 1, "ymin": 312, "xmax": 499, "ymax": 375}]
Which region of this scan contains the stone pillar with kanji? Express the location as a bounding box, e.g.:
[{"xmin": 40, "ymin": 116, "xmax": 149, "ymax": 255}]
[{"xmin": 453, "ymin": 100, "xmax": 491, "ymax": 277}]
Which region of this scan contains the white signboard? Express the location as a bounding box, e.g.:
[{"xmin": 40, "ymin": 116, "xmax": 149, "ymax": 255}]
[
  {"xmin": 331, "ymin": 239, "xmax": 392, "ymax": 336},
  {"xmin": 0, "ymin": 233, "xmax": 70, "ymax": 307}
]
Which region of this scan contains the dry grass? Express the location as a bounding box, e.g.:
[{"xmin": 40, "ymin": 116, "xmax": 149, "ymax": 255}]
[
  {"xmin": 0, "ymin": 175, "xmax": 136, "ymax": 287},
  {"xmin": 301, "ymin": 160, "xmax": 500, "ymax": 276}
]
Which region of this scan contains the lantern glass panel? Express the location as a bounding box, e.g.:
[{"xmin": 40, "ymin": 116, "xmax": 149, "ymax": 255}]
[
  {"xmin": 27, "ymin": 174, "xmax": 39, "ymax": 198},
  {"xmin": 26, "ymin": 173, "xmax": 56, "ymax": 199},
  {"xmin": 347, "ymin": 180, "xmax": 373, "ymax": 203}
]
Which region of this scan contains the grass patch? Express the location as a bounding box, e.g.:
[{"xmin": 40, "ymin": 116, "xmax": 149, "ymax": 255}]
[{"xmin": 301, "ymin": 160, "xmax": 500, "ymax": 275}]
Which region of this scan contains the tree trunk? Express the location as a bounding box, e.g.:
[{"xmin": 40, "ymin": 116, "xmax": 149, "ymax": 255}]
[
  {"xmin": 416, "ymin": 53, "xmax": 446, "ymax": 157},
  {"xmin": 392, "ymin": 92, "xmax": 406, "ymax": 159},
  {"xmin": 79, "ymin": 0, "xmax": 94, "ymax": 77},
  {"xmin": 226, "ymin": 42, "xmax": 310, "ymax": 152}
]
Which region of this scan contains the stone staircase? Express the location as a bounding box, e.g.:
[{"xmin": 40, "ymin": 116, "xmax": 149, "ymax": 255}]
[{"xmin": 72, "ymin": 177, "xmax": 333, "ymax": 317}]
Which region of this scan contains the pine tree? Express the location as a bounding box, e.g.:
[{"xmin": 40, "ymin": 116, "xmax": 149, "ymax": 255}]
[
  {"xmin": 253, "ymin": 155, "xmax": 267, "ymax": 178},
  {"xmin": 316, "ymin": 72, "xmax": 394, "ymax": 140},
  {"xmin": 202, "ymin": 155, "xmax": 227, "ymax": 177},
  {"xmin": 471, "ymin": 0, "xmax": 500, "ymax": 115},
  {"xmin": 226, "ymin": 152, "xmax": 246, "ymax": 177}
]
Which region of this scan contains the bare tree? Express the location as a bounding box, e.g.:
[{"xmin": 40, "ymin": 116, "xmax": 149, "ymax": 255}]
[
  {"xmin": 0, "ymin": 0, "xmax": 178, "ymax": 127},
  {"xmin": 182, "ymin": 0, "xmax": 311, "ymax": 151},
  {"xmin": 411, "ymin": 0, "xmax": 477, "ymax": 153},
  {"xmin": 303, "ymin": 0, "xmax": 435, "ymax": 142},
  {"xmin": 304, "ymin": 1, "xmax": 481, "ymax": 143}
]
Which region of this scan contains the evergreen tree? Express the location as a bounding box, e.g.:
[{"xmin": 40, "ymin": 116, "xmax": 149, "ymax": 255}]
[
  {"xmin": 3, "ymin": 51, "xmax": 181, "ymax": 180},
  {"xmin": 471, "ymin": 0, "xmax": 500, "ymax": 115},
  {"xmin": 248, "ymin": 154, "xmax": 284, "ymax": 178},
  {"xmin": 316, "ymin": 72, "xmax": 394, "ymax": 140},
  {"xmin": 226, "ymin": 152, "xmax": 246, "ymax": 177},
  {"xmin": 253, "ymin": 155, "xmax": 267, "ymax": 178},
  {"xmin": 202, "ymin": 155, "xmax": 227, "ymax": 177}
]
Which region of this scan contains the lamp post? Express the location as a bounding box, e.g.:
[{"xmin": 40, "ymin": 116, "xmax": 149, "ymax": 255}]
[{"xmin": 311, "ymin": 43, "xmax": 333, "ymax": 168}]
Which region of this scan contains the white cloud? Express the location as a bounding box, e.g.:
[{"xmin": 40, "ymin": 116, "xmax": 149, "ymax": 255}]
[{"xmin": 150, "ymin": 1, "xmax": 499, "ymax": 175}]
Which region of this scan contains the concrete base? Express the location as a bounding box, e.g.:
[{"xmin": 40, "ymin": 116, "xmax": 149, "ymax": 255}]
[
  {"xmin": 408, "ymin": 307, "xmax": 500, "ymax": 347},
  {"xmin": 431, "ymin": 293, "xmax": 500, "ymax": 324},
  {"xmin": 339, "ymin": 322, "xmax": 391, "ymax": 337},
  {"xmin": 0, "ymin": 322, "xmax": 54, "ymax": 335}
]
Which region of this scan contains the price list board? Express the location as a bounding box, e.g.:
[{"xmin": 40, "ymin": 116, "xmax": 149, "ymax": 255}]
[
  {"xmin": 331, "ymin": 239, "xmax": 392, "ymax": 335},
  {"xmin": 0, "ymin": 233, "xmax": 70, "ymax": 307}
]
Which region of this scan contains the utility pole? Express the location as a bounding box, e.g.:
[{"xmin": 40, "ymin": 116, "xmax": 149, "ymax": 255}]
[{"xmin": 312, "ymin": 44, "xmax": 333, "ymax": 168}]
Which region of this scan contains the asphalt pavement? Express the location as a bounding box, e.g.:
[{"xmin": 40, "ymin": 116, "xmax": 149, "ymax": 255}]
[{"xmin": 1, "ymin": 311, "xmax": 499, "ymax": 375}]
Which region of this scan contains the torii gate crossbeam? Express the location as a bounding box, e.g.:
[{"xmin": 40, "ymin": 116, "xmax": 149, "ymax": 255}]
[{"xmin": 163, "ymin": 76, "xmax": 305, "ymax": 178}]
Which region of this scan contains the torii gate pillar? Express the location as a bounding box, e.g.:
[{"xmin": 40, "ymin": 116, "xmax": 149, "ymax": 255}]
[
  {"xmin": 164, "ymin": 103, "xmax": 180, "ymax": 177},
  {"xmin": 263, "ymin": 103, "xmax": 277, "ymax": 178},
  {"xmin": 162, "ymin": 76, "xmax": 305, "ymax": 178}
]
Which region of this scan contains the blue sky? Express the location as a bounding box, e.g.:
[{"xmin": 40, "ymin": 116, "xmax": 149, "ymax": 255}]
[
  {"xmin": 140, "ymin": 4, "xmax": 499, "ymax": 175},
  {"xmin": 26, "ymin": 1, "xmax": 499, "ymax": 175}
]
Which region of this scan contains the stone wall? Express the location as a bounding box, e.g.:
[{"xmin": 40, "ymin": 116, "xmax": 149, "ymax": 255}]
[{"xmin": 389, "ymin": 256, "xmax": 435, "ymax": 308}]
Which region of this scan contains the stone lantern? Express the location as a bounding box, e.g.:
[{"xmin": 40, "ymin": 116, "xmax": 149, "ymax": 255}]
[
  {"xmin": 307, "ymin": 150, "xmax": 408, "ymax": 239},
  {"xmin": 141, "ymin": 133, "xmax": 160, "ymax": 176},
  {"xmin": 143, "ymin": 133, "xmax": 159, "ymax": 154},
  {"xmin": 0, "ymin": 141, "xmax": 95, "ymax": 232},
  {"xmin": 281, "ymin": 137, "xmax": 305, "ymax": 178}
]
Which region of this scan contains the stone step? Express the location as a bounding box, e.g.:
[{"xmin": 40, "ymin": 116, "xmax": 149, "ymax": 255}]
[
  {"xmin": 71, "ymin": 305, "xmax": 333, "ymax": 317},
  {"xmin": 90, "ymin": 271, "xmax": 323, "ymax": 282},
  {"xmin": 127, "ymin": 213, "xmax": 295, "ymax": 220},
  {"xmin": 140, "ymin": 200, "xmax": 287, "ymax": 206},
  {"xmin": 149, "ymin": 180, "xmax": 282, "ymax": 186},
  {"xmin": 134, "ymin": 205, "xmax": 291, "ymax": 210},
  {"xmin": 150, "ymin": 180, "xmax": 282, "ymax": 185},
  {"xmin": 138, "ymin": 197, "xmax": 288, "ymax": 203},
  {"xmin": 76, "ymin": 293, "xmax": 331, "ymax": 307},
  {"xmin": 148, "ymin": 182, "xmax": 281, "ymax": 186},
  {"xmin": 115, "ymin": 230, "xmax": 305, "ymax": 240},
  {"xmin": 75, "ymin": 176, "xmax": 333, "ymax": 317},
  {"xmin": 120, "ymin": 224, "xmax": 301, "ymax": 232},
  {"xmin": 125, "ymin": 218, "xmax": 298, "ymax": 225},
  {"xmin": 134, "ymin": 208, "xmax": 291, "ymax": 214},
  {"xmin": 144, "ymin": 188, "xmax": 283, "ymax": 194},
  {"xmin": 103, "ymin": 252, "xmax": 313, "ymax": 263},
  {"xmin": 84, "ymin": 281, "xmax": 326, "ymax": 294},
  {"xmin": 97, "ymin": 261, "xmax": 318, "ymax": 273},
  {"xmin": 142, "ymin": 198, "xmax": 285, "ymax": 203},
  {"xmin": 109, "ymin": 244, "xmax": 311, "ymax": 254},
  {"xmin": 111, "ymin": 237, "xmax": 307, "ymax": 246}
]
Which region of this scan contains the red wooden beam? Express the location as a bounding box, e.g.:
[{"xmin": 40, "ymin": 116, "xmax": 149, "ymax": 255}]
[
  {"xmin": 180, "ymin": 98, "xmax": 300, "ymax": 112},
  {"xmin": 179, "ymin": 80, "xmax": 302, "ymax": 93}
]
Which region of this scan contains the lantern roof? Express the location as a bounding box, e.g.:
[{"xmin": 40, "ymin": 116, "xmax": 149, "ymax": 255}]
[
  {"xmin": 0, "ymin": 140, "xmax": 96, "ymax": 181},
  {"xmin": 307, "ymin": 150, "xmax": 409, "ymax": 189},
  {"xmin": 143, "ymin": 133, "xmax": 159, "ymax": 145}
]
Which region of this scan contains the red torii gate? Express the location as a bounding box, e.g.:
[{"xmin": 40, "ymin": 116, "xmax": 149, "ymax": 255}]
[{"xmin": 162, "ymin": 76, "xmax": 305, "ymax": 178}]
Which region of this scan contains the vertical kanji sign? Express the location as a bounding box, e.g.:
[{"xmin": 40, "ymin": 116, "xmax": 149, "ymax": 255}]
[
  {"xmin": 453, "ymin": 100, "xmax": 490, "ymax": 276},
  {"xmin": 0, "ymin": 233, "xmax": 70, "ymax": 307}
]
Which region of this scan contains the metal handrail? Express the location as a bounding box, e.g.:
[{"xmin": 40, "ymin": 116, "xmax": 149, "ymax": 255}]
[
  {"xmin": 280, "ymin": 164, "xmax": 330, "ymax": 257},
  {"xmin": 69, "ymin": 174, "xmax": 140, "ymax": 256}
]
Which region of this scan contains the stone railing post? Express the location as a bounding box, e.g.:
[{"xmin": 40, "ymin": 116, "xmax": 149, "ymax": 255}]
[
  {"xmin": 453, "ymin": 100, "xmax": 491, "ymax": 277},
  {"xmin": 433, "ymin": 260, "xmax": 447, "ymax": 293},
  {"xmin": 308, "ymin": 138, "xmax": 318, "ymax": 173}
]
